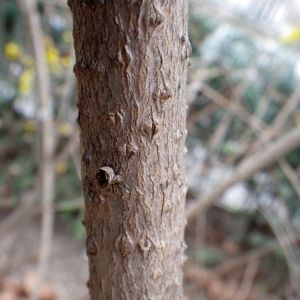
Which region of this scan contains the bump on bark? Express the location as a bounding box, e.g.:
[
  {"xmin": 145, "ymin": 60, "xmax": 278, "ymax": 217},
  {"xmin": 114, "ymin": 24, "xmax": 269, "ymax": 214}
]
[
  {"xmin": 114, "ymin": 230, "xmax": 134, "ymax": 257},
  {"xmin": 86, "ymin": 235, "xmax": 99, "ymax": 256}
]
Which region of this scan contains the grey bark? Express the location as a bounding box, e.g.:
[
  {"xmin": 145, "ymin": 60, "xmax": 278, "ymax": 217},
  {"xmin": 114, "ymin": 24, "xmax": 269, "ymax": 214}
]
[{"xmin": 68, "ymin": 1, "xmax": 189, "ymax": 299}]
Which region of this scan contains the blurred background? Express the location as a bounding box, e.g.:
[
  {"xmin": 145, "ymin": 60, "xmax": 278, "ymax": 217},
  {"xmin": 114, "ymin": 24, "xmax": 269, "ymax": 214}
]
[{"xmin": 1, "ymin": 0, "xmax": 300, "ymax": 299}]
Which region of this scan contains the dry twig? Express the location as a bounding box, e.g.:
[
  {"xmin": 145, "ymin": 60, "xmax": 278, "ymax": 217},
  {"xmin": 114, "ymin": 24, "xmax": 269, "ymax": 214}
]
[
  {"xmin": 186, "ymin": 125, "xmax": 300, "ymax": 222},
  {"xmin": 211, "ymin": 232, "xmax": 300, "ymax": 278},
  {"xmin": 21, "ymin": 0, "xmax": 56, "ymax": 299},
  {"xmin": 234, "ymin": 258, "xmax": 259, "ymax": 300}
]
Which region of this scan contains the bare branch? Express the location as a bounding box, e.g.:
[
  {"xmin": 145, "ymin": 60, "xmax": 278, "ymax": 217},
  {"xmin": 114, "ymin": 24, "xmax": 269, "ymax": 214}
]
[
  {"xmin": 186, "ymin": 126, "xmax": 300, "ymax": 221},
  {"xmin": 234, "ymin": 258, "xmax": 259, "ymax": 300},
  {"xmin": 21, "ymin": 0, "xmax": 56, "ymax": 299},
  {"xmin": 210, "ymin": 232, "xmax": 300, "ymax": 278}
]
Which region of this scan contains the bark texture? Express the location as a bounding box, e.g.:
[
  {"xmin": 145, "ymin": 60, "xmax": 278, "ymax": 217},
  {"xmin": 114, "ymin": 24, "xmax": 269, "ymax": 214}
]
[{"xmin": 69, "ymin": 1, "xmax": 189, "ymax": 299}]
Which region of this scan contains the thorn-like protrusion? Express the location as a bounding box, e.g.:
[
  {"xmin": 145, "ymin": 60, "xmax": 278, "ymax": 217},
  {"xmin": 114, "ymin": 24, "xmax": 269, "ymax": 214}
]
[
  {"xmin": 185, "ymin": 41, "xmax": 192, "ymax": 59},
  {"xmin": 173, "ymin": 164, "xmax": 181, "ymax": 180},
  {"xmin": 114, "ymin": 230, "xmax": 133, "ymax": 257},
  {"xmin": 181, "ymin": 34, "xmax": 187, "ymax": 43},
  {"xmin": 152, "ymin": 119, "xmax": 159, "ymax": 137},
  {"xmin": 140, "ymin": 118, "xmax": 159, "ymax": 139},
  {"xmin": 153, "ymin": 85, "xmax": 172, "ymax": 103},
  {"xmin": 91, "ymin": 193, "xmax": 105, "ymax": 204},
  {"xmin": 140, "ymin": 120, "xmax": 153, "ymax": 137},
  {"xmin": 145, "ymin": 4, "xmax": 164, "ymax": 27},
  {"xmin": 86, "ymin": 235, "xmax": 99, "ymax": 256},
  {"xmin": 82, "ymin": 152, "xmax": 92, "ymax": 166},
  {"xmin": 152, "ymin": 269, "xmax": 163, "ymax": 280},
  {"xmin": 117, "ymin": 46, "xmax": 132, "ymax": 67},
  {"xmin": 107, "ymin": 111, "xmax": 124, "ymax": 126},
  {"xmin": 138, "ymin": 232, "xmax": 151, "ymax": 253},
  {"xmin": 117, "ymin": 143, "xmax": 137, "ymax": 158}
]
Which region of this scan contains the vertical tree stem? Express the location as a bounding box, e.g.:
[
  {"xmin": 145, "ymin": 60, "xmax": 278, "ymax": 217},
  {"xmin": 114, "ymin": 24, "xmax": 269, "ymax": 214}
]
[
  {"xmin": 22, "ymin": 0, "xmax": 55, "ymax": 299},
  {"xmin": 69, "ymin": 1, "xmax": 189, "ymax": 298}
]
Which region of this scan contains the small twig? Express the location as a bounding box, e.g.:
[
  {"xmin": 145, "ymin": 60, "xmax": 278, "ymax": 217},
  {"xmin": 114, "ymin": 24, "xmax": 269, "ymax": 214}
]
[
  {"xmin": 273, "ymin": 84, "xmax": 300, "ymax": 128},
  {"xmin": 187, "ymin": 102, "xmax": 216, "ymax": 128},
  {"xmin": 207, "ymin": 104, "xmax": 234, "ymax": 156},
  {"xmin": 186, "ymin": 67, "xmax": 223, "ymax": 105},
  {"xmin": 211, "ymin": 232, "xmax": 300, "ymax": 278},
  {"xmin": 258, "ymin": 204, "xmax": 300, "ymax": 293},
  {"xmin": 200, "ymin": 82, "xmax": 265, "ymax": 132},
  {"xmin": 278, "ymin": 158, "xmax": 300, "ymax": 201},
  {"xmin": 54, "ymin": 132, "xmax": 81, "ymax": 179},
  {"xmin": 234, "ymin": 258, "xmax": 259, "ymax": 300},
  {"xmin": 226, "ymin": 84, "xmax": 300, "ymax": 165},
  {"xmin": 186, "ymin": 126, "xmax": 300, "ymax": 222}
]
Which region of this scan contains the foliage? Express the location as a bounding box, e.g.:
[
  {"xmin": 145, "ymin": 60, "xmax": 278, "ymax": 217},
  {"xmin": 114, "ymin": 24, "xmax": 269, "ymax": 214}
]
[
  {"xmin": 186, "ymin": 2, "xmax": 300, "ymax": 298},
  {"xmin": 0, "ymin": 1, "xmax": 82, "ymax": 236}
]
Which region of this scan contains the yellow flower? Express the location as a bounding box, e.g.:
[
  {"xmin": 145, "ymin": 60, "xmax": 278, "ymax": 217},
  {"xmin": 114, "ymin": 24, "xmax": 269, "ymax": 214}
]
[
  {"xmin": 23, "ymin": 121, "xmax": 37, "ymax": 133},
  {"xmin": 58, "ymin": 122, "xmax": 73, "ymax": 136},
  {"xmin": 5, "ymin": 42, "xmax": 21, "ymax": 60},
  {"xmin": 46, "ymin": 45, "xmax": 60, "ymax": 64},
  {"xmin": 56, "ymin": 162, "xmax": 68, "ymax": 175},
  {"xmin": 19, "ymin": 69, "xmax": 35, "ymax": 95},
  {"xmin": 281, "ymin": 27, "xmax": 300, "ymax": 44}
]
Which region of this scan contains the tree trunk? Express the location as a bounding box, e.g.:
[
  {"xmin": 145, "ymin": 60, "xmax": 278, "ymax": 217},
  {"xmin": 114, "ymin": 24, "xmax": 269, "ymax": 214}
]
[{"xmin": 68, "ymin": 1, "xmax": 189, "ymax": 299}]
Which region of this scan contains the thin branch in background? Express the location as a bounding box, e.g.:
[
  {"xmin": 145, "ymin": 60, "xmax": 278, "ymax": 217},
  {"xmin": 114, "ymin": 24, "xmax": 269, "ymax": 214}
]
[
  {"xmin": 226, "ymin": 84, "xmax": 300, "ymax": 165},
  {"xmin": 186, "ymin": 125, "xmax": 300, "ymax": 222},
  {"xmin": 21, "ymin": 0, "xmax": 56, "ymax": 299},
  {"xmin": 54, "ymin": 132, "xmax": 81, "ymax": 179},
  {"xmin": 273, "ymin": 84, "xmax": 300, "ymax": 128},
  {"xmin": 234, "ymin": 258, "xmax": 259, "ymax": 300},
  {"xmin": 258, "ymin": 204, "xmax": 300, "ymax": 294},
  {"xmin": 278, "ymin": 158, "xmax": 300, "ymax": 201},
  {"xmin": 187, "ymin": 102, "xmax": 216, "ymax": 129},
  {"xmin": 186, "ymin": 66, "xmax": 223, "ymax": 105},
  {"xmin": 252, "ymin": 56, "xmax": 280, "ymax": 122},
  {"xmin": 206, "ymin": 74, "xmax": 252, "ymax": 157},
  {"xmin": 206, "ymin": 103, "xmax": 234, "ymax": 156},
  {"xmin": 186, "ymin": 82, "xmax": 300, "ymax": 219},
  {"xmin": 200, "ymin": 82, "xmax": 266, "ymax": 132},
  {"xmin": 210, "ymin": 232, "xmax": 300, "ymax": 278},
  {"xmin": 194, "ymin": 212, "xmax": 207, "ymax": 285}
]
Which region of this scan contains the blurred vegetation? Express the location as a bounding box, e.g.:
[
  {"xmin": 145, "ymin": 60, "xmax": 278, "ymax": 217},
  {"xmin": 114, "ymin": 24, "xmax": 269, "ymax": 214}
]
[
  {"xmin": 0, "ymin": 0, "xmax": 83, "ymax": 235},
  {"xmin": 1, "ymin": 0, "xmax": 300, "ymax": 299},
  {"xmin": 185, "ymin": 2, "xmax": 300, "ymax": 298}
]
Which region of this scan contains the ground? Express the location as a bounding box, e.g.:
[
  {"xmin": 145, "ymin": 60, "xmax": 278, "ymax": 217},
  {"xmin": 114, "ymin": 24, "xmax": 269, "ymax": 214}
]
[{"xmin": 0, "ymin": 213, "xmax": 89, "ymax": 300}]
